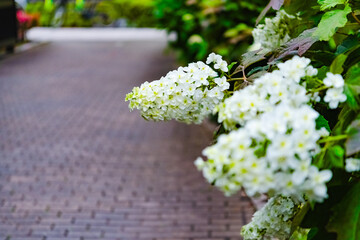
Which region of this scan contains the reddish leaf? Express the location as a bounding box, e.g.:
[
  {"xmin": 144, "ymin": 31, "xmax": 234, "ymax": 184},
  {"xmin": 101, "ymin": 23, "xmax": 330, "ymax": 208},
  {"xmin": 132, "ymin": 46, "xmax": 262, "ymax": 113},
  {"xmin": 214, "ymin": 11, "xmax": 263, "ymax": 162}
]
[{"xmin": 271, "ymin": 28, "xmax": 318, "ymax": 62}]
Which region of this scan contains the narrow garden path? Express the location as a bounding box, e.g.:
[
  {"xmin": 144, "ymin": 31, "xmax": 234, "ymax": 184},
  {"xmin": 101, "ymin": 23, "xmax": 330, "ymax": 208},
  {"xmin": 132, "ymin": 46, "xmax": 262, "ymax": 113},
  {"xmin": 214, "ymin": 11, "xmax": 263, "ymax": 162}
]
[{"xmin": 0, "ymin": 41, "xmax": 253, "ymax": 240}]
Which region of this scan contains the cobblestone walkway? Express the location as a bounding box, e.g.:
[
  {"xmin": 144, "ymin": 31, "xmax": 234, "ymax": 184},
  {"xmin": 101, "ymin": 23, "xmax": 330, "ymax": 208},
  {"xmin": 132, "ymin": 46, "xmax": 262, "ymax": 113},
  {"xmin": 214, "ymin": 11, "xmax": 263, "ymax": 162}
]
[{"xmin": 0, "ymin": 42, "xmax": 253, "ymax": 240}]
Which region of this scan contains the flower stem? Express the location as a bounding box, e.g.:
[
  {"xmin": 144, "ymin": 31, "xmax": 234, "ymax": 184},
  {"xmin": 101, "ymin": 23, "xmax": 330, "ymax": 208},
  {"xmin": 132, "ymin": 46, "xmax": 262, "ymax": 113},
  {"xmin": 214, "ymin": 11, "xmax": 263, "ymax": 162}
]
[
  {"xmin": 227, "ymin": 78, "xmax": 245, "ymax": 82},
  {"xmin": 308, "ymin": 85, "xmax": 329, "ymax": 93},
  {"xmin": 318, "ymin": 135, "xmax": 348, "ymax": 144}
]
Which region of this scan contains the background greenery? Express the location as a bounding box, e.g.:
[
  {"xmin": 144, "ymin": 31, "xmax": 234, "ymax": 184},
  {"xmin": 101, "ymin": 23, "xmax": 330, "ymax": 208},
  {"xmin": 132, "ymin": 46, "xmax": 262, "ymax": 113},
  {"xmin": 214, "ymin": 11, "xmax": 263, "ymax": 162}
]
[
  {"xmin": 154, "ymin": 0, "xmax": 268, "ymax": 63},
  {"xmin": 25, "ymin": 0, "xmax": 156, "ymax": 27}
]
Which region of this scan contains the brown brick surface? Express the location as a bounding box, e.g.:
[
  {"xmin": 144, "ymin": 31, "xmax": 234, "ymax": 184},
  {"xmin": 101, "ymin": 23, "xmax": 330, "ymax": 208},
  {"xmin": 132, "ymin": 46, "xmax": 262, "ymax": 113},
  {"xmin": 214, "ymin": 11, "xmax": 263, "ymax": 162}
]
[{"xmin": 0, "ymin": 42, "xmax": 254, "ymax": 240}]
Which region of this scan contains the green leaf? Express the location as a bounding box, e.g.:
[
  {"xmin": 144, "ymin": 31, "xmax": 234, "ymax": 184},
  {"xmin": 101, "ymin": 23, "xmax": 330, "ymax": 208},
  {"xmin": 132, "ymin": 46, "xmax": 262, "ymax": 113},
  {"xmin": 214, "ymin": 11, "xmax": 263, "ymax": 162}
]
[
  {"xmin": 346, "ymin": 63, "xmax": 360, "ymax": 86},
  {"xmin": 329, "ymin": 54, "xmax": 347, "ymax": 74},
  {"xmin": 326, "ymin": 145, "xmax": 345, "ymax": 168},
  {"xmin": 307, "ymin": 228, "xmax": 319, "ymax": 240},
  {"xmin": 314, "ymin": 4, "xmax": 352, "ymax": 41},
  {"xmin": 284, "ymin": 0, "xmax": 318, "ymax": 15},
  {"xmin": 345, "ymin": 118, "xmax": 360, "ymax": 156},
  {"xmin": 344, "ymin": 84, "xmax": 360, "ymax": 110},
  {"xmin": 332, "ymin": 105, "xmax": 358, "ymax": 134},
  {"xmin": 341, "ymin": 54, "xmax": 360, "ymax": 111},
  {"xmin": 316, "ymin": 115, "xmax": 331, "ymax": 132},
  {"xmin": 318, "ymin": 0, "xmax": 346, "ymax": 11},
  {"xmin": 317, "ymin": 66, "xmax": 330, "ymax": 79},
  {"xmin": 291, "ymin": 203, "xmax": 310, "ymax": 234},
  {"xmin": 227, "ymin": 62, "xmax": 237, "ymax": 72},
  {"xmin": 326, "ymin": 181, "xmax": 360, "ymax": 240}
]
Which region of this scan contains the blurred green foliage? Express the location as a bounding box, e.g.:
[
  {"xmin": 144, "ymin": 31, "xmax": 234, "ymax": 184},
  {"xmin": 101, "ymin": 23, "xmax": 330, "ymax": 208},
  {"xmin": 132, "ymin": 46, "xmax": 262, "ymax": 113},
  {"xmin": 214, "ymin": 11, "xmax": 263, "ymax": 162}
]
[
  {"xmin": 25, "ymin": 1, "xmax": 55, "ymax": 26},
  {"xmin": 153, "ymin": 0, "xmax": 268, "ymax": 63},
  {"xmin": 95, "ymin": 0, "xmax": 156, "ymax": 27},
  {"xmin": 25, "ymin": 0, "xmax": 156, "ymax": 27}
]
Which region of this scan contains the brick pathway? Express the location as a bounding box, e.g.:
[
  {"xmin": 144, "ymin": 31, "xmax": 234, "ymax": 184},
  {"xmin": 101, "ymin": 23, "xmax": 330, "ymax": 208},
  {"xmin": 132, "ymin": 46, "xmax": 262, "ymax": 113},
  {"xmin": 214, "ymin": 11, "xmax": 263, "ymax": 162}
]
[{"xmin": 0, "ymin": 42, "xmax": 253, "ymax": 240}]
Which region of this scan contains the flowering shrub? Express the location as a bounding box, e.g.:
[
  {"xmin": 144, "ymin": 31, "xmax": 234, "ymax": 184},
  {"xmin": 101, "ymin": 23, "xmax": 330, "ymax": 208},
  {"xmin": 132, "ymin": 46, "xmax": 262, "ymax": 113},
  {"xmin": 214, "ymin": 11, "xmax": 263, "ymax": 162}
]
[{"xmin": 127, "ymin": 0, "xmax": 360, "ymax": 239}]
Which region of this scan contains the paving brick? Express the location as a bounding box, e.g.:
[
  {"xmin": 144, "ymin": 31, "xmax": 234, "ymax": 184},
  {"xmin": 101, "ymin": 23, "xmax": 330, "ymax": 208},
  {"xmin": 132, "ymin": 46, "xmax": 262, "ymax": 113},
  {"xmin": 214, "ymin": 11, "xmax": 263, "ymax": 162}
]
[{"xmin": 0, "ymin": 42, "xmax": 254, "ymax": 239}]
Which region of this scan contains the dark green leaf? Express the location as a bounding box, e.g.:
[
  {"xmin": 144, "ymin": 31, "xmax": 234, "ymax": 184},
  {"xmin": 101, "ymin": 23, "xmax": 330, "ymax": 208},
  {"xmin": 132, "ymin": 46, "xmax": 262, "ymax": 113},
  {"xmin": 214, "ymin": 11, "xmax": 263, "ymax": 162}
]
[
  {"xmin": 345, "ymin": 63, "xmax": 360, "ymax": 86},
  {"xmin": 317, "ymin": 66, "xmax": 330, "ymax": 79},
  {"xmin": 247, "ymin": 65, "xmax": 269, "ymax": 76},
  {"xmin": 316, "ymin": 115, "xmax": 331, "ymax": 132},
  {"xmin": 326, "ymin": 145, "xmax": 345, "ymax": 168},
  {"xmin": 291, "ymin": 203, "xmax": 310, "ymax": 234},
  {"xmin": 329, "ymin": 54, "xmax": 347, "ymax": 74},
  {"xmin": 284, "ymin": 0, "xmax": 318, "ymax": 15},
  {"xmin": 344, "ymin": 84, "xmax": 360, "ymax": 110},
  {"xmin": 335, "ymin": 35, "xmax": 360, "ymax": 55},
  {"xmin": 332, "ymin": 105, "xmax": 358, "ymax": 134},
  {"xmin": 326, "ymin": 181, "xmax": 360, "ymax": 240},
  {"xmin": 307, "ymin": 228, "xmax": 319, "ymax": 240}
]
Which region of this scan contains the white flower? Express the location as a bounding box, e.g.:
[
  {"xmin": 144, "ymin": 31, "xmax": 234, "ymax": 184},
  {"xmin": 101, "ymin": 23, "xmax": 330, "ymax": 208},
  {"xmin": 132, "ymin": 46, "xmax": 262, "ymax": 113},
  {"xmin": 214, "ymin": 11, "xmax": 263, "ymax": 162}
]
[
  {"xmin": 125, "ymin": 53, "xmax": 230, "ymax": 124},
  {"xmin": 194, "ymin": 157, "xmax": 205, "ymax": 170},
  {"xmin": 345, "ymin": 158, "xmax": 360, "ymax": 172},
  {"xmin": 215, "ymin": 76, "xmax": 230, "ymax": 90},
  {"xmin": 252, "ymin": 10, "xmax": 296, "ymax": 52},
  {"xmin": 318, "ymin": 127, "xmax": 330, "ymax": 137},
  {"xmin": 305, "ymin": 66, "xmax": 318, "ymax": 76},
  {"xmin": 198, "ymin": 102, "xmax": 331, "ymax": 202},
  {"xmin": 323, "ymin": 72, "xmax": 344, "ymax": 88},
  {"xmin": 277, "ymin": 56, "xmax": 311, "ymax": 83},
  {"xmin": 215, "ymin": 56, "xmax": 314, "ymax": 130},
  {"xmin": 324, "ymin": 87, "xmax": 347, "ymax": 109},
  {"xmin": 206, "ymin": 52, "xmax": 222, "ymax": 64},
  {"xmin": 214, "ymin": 60, "xmax": 228, "ymax": 72}
]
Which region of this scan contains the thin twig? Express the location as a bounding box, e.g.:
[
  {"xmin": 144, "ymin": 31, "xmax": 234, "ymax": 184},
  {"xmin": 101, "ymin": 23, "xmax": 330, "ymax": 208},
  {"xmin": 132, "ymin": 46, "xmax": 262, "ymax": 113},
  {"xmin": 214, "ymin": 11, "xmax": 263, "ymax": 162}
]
[
  {"xmin": 352, "ymin": 12, "xmax": 360, "ymax": 24},
  {"xmin": 241, "ymin": 66, "xmax": 248, "ymax": 83}
]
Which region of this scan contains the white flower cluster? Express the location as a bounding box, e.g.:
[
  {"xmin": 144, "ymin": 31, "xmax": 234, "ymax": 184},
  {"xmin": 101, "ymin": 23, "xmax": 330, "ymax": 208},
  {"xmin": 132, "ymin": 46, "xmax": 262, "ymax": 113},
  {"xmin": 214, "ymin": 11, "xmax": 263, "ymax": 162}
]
[
  {"xmin": 125, "ymin": 54, "xmax": 229, "ymax": 124},
  {"xmin": 196, "ymin": 102, "xmax": 333, "ymax": 202},
  {"xmin": 345, "ymin": 158, "xmax": 360, "ymax": 172},
  {"xmin": 216, "ymin": 56, "xmax": 317, "ymax": 130},
  {"xmin": 241, "ymin": 195, "xmax": 299, "ymax": 240},
  {"xmin": 252, "ymin": 10, "xmax": 296, "ymax": 52},
  {"xmin": 323, "ymin": 72, "xmax": 347, "ymax": 109}
]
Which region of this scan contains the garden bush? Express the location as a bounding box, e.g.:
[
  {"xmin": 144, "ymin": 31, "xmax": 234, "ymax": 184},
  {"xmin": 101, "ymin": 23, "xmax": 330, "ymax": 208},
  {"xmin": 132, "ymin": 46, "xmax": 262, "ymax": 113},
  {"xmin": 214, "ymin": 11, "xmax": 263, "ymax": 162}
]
[
  {"xmin": 154, "ymin": 0, "xmax": 268, "ymax": 63},
  {"xmin": 127, "ymin": 0, "xmax": 360, "ymax": 239}
]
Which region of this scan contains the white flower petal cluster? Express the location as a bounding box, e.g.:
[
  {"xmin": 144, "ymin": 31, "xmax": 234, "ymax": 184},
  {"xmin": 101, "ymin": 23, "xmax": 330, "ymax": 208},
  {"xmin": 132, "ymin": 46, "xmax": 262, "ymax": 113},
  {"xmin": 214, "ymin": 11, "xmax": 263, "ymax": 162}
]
[
  {"xmin": 345, "ymin": 158, "xmax": 360, "ymax": 172},
  {"xmin": 323, "ymin": 72, "xmax": 347, "ymax": 109},
  {"xmin": 252, "ymin": 10, "xmax": 296, "ymax": 52},
  {"xmin": 206, "ymin": 52, "xmax": 228, "ymax": 72},
  {"xmin": 196, "ymin": 103, "xmax": 332, "ymax": 202},
  {"xmin": 216, "ymin": 56, "xmax": 316, "ymax": 130},
  {"xmin": 126, "ymin": 54, "xmax": 229, "ymax": 124},
  {"xmin": 241, "ymin": 196, "xmax": 299, "ymax": 240}
]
